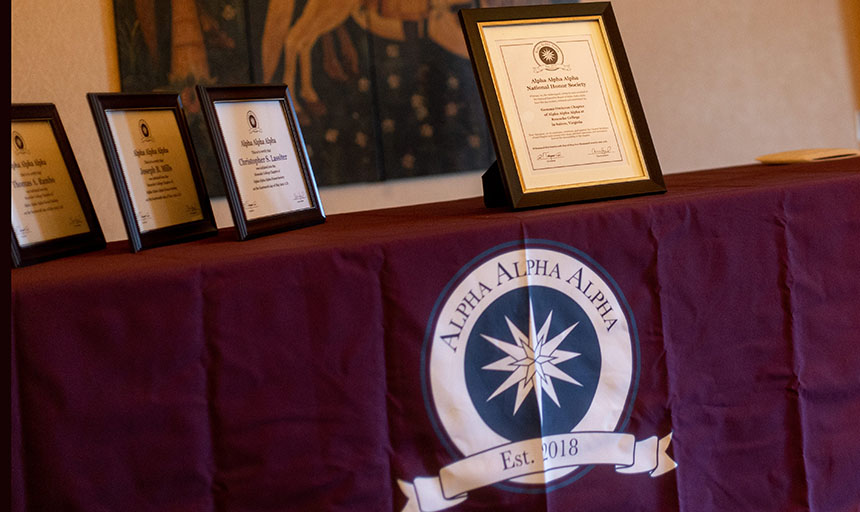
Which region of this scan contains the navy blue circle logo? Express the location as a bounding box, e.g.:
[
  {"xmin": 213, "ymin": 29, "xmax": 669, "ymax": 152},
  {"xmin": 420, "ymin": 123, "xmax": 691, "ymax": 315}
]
[
  {"xmin": 424, "ymin": 242, "xmax": 639, "ymax": 490},
  {"xmin": 464, "ymin": 286, "xmax": 601, "ymax": 441}
]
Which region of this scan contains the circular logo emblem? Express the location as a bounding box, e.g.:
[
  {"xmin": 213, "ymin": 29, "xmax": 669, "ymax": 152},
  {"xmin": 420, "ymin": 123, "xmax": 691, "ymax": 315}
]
[
  {"xmin": 138, "ymin": 119, "xmax": 152, "ymax": 141},
  {"xmin": 247, "ymin": 110, "xmax": 261, "ymax": 132},
  {"xmin": 533, "ymin": 41, "xmax": 563, "ymax": 68},
  {"xmin": 423, "ymin": 241, "xmax": 638, "ymax": 491},
  {"xmin": 12, "ymin": 131, "xmax": 27, "ymax": 153}
]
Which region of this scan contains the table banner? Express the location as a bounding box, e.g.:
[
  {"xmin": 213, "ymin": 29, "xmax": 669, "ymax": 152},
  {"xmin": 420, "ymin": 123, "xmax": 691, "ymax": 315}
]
[{"xmin": 12, "ymin": 160, "xmax": 860, "ymax": 511}]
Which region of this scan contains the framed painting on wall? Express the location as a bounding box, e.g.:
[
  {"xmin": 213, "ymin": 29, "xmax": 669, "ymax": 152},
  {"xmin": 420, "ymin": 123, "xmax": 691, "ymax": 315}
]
[{"xmin": 112, "ymin": 0, "xmax": 572, "ymax": 194}]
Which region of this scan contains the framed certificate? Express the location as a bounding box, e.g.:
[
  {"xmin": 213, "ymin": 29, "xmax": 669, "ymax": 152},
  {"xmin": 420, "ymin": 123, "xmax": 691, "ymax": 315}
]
[
  {"xmin": 87, "ymin": 93, "xmax": 217, "ymax": 252},
  {"xmin": 460, "ymin": 2, "xmax": 665, "ymax": 208},
  {"xmin": 11, "ymin": 104, "xmax": 105, "ymax": 267},
  {"xmin": 196, "ymin": 85, "xmax": 325, "ymax": 241}
]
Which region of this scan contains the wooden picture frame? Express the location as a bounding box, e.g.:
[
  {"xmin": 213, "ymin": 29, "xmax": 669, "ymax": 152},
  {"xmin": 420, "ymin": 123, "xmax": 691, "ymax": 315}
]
[
  {"xmin": 460, "ymin": 2, "xmax": 665, "ymax": 208},
  {"xmin": 197, "ymin": 84, "xmax": 325, "ymax": 241},
  {"xmin": 11, "ymin": 103, "xmax": 106, "ymax": 267},
  {"xmin": 87, "ymin": 92, "xmax": 217, "ymax": 252}
]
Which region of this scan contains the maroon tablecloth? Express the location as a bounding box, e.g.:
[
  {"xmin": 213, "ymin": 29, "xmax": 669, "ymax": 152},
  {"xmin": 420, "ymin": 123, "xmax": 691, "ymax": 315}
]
[{"xmin": 11, "ymin": 159, "xmax": 860, "ymax": 511}]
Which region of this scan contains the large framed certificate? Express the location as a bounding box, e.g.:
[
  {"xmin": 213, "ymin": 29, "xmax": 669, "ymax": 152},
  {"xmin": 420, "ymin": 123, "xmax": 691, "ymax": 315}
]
[
  {"xmin": 11, "ymin": 104, "xmax": 105, "ymax": 267},
  {"xmin": 197, "ymin": 85, "xmax": 325, "ymax": 240},
  {"xmin": 460, "ymin": 2, "xmax": 665, "ymax": 208},
  {"xmin": 88, "ymin": 93, "xmax": 217, "ymax": 252}
]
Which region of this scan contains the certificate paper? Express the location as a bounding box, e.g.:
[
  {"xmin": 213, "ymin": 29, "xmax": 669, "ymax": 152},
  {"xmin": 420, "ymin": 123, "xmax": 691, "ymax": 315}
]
[
  {"xmin": 480, "ymin": 18, "xmax": 647, "ymax": 191},
  {"xmin": 11, "ymin": 120, "xmax": 89, "ymax": 246},
  {"xmin": 213, "ymin": 99, "xmax": 311, "ymax": 221},
  {"xmin": 105, "ymin": 109, "xmax": 204, "ymax": 233}
]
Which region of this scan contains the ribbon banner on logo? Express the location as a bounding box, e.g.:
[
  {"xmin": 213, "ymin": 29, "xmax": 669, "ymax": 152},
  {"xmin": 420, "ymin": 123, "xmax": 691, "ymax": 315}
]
[{"xmin": 399, "ymin": 432, "xmax": 676, "ymax": 512}]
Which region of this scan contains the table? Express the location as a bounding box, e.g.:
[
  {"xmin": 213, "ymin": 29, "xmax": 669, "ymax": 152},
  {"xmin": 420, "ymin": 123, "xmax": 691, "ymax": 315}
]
[{"xmin": 11, "ymin": 159, "xmax": 860, "ymax": 511}]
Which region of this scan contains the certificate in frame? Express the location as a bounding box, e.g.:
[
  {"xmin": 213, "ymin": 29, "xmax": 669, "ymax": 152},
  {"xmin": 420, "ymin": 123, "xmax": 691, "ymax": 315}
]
[
  {"xmin": 196, "ymin": 84, "xmax": 324, "ymax": 240},
  {"xmin": 87, "ymin": 92, "xmax": 217, "ymax": 252},
  {"xmin": 11, "ymin": 103, "xmax": 106, "ymax": 267},
  {"xmin": 460, "ymin": 2, "xmax": 665, "ymax": 208}
]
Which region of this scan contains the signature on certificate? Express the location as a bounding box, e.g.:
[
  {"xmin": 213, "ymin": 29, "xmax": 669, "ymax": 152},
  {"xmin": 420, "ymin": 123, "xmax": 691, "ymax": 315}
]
[
  {"xmin": 589, "ymin": 146, "xmax": 614, "ymax": 158},
  {"xmin": 536, "ymin": 151, "xmax": 563, "ymax": 162}
]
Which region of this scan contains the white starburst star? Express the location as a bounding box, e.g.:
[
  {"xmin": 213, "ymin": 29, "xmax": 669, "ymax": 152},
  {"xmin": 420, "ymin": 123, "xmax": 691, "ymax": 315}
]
[
  {"xmin": 481, "ymin": 303, "xmax": 581, "ymax": 423},
  {"xmin": 541, "ymin": 48, "xmax": 557, "ymax": 63}
]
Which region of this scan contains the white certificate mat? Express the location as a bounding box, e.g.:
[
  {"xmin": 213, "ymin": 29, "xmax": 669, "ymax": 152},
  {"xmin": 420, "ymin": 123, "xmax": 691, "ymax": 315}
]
[
  {"xmin": 105, "ymin": 109, "xmax": 204, "ymax": 233},
  {"xmin": 480, "ymin": 17, "xmax": 647, "ymax": 191},
  {"xmin": 213, "ymin": 99, "xmax": 311, "ymax": 221},
  {"xmin": 11, "ymin": 120, "xmax": 89, "ymax": 246}
]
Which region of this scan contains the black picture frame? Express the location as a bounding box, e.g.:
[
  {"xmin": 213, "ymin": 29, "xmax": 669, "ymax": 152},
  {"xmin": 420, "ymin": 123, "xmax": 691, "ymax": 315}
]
[
  {"xmin": 196, "ymin": 84, "xmax": 325, "ymax": 241},
  {"xmin": 87, "ymin": 92, "xmax": 217, "ymax": 252},
  {"xmin": 11, "ymin": 103, "xmax": 106, "ymax": 267},
  {"xmin": 460, "ymin": 2, "xmax": 665, "ymax": 209}
]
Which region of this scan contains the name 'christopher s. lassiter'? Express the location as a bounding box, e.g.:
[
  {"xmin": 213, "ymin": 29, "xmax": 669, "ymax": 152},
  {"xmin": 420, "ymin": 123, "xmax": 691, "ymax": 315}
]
[{"xmin": 238, "ymin": 154, "xmax": 289, "ymax": 167}]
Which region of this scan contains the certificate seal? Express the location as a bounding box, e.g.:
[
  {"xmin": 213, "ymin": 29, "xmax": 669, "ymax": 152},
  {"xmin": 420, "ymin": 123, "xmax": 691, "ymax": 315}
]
[
  {"xmin": 12, "ymin": 131, "xmax": 28, "ymax": 154},
  {"xmin": 533, "ymin": 41, "xmax": 566, "ymax": 71},
  {"xmin": 247, "ymin": 110, "xmax": 263, "ymax": 133},
  {"xmin": 138, "ymin": 119, "xmax": 153, "ymax": 142},
  {"xmin": 398, "ymin": 241, "xmax": 675, "ymax": 511}
]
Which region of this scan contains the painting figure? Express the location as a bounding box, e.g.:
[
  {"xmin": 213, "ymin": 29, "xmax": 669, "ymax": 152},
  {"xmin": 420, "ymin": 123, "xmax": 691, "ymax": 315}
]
[{"xmin": 261, "ymin": 0, "xmax": 470, "ymax": 110}]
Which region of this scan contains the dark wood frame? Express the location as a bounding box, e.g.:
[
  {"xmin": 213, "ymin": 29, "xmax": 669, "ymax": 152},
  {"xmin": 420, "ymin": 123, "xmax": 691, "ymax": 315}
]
[
  {"xmin": 11, "ymin": 103, "xmax": 106, "ymax": 267},
  {"xmin": 87, "ymin": 92, "xmax": 217, "ymax": 252},
  {"xmin": 196, "ymin": 84, "xmax": 325, "ymax": 241},
  {"xmin": 459, "ymin": 2, "xmax": 665, "ymax": 208}
]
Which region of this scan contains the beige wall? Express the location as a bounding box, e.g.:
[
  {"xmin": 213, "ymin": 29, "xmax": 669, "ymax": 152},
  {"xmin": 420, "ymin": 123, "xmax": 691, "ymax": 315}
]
[
  {"xmin": 843, "ymin": 0, "xmax": 860, "ymax": 112},
  {"xmin": 12, "ymin": 0, "xmax": 858, "ymax": 242}
]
